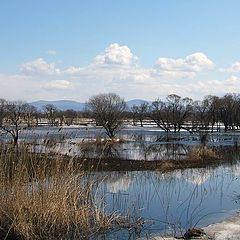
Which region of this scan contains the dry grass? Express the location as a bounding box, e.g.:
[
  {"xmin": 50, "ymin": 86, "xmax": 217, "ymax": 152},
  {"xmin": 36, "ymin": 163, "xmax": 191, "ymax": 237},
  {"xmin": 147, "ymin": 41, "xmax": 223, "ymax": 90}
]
[
  {"xmin": 186, "ymin": 146, "xmax": 219, "ymax": 161},
  {"xmin": 0, "ymin": 143, "xmax": 127, "ymax": 240}
]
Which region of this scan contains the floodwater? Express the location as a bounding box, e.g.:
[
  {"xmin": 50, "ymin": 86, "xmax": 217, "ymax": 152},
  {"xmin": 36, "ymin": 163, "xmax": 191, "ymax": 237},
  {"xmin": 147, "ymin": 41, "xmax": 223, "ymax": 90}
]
[
  {"xmin": 1, "ymin": 126, "xmax": 240, "ymax": 239},
  {"xmin": 96, "ymin": 163, "xmax": 240, "ymax": 239},
  {"xmin": 3, "ymin": 125, "xmax": 239, "ymax": 161}
]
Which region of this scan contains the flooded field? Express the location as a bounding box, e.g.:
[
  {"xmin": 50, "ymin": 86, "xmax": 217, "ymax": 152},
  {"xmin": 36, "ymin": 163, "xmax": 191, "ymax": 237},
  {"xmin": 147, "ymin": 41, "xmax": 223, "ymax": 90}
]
[
  {"xmin": 1, "ymin": 126, "xmax": 240, "ymax": 239},
  {"xmin": 2, "ymin": 125, "xmax": 240, "ymax": 161}
]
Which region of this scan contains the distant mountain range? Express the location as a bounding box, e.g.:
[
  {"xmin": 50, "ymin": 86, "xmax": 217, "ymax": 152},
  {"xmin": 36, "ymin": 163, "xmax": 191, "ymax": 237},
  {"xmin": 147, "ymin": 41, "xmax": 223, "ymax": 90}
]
[
  {"xmin": 30, "ymin": 100, "xmax": 86, "ymax": 111},
  {"xmin": 30, "ymin": 99, "xmax": 149, "ymax": 111}
]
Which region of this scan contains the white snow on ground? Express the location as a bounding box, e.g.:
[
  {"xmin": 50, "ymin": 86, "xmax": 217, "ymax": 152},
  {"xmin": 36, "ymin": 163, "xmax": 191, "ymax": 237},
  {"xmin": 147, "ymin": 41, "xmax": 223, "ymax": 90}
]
[
  {"xmin": 140, "ymin": 212, "xmax": 240, "ymax": 239},
  {"xmin": 204, "ymin": 211, "xmax": 240, "ymax": 240}
]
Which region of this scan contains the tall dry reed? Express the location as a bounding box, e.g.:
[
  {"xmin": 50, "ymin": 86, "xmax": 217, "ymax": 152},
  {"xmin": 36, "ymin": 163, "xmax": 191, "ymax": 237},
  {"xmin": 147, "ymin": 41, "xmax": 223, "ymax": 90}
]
[{"xmin": 0, "ymin": 142, "xmax": 122, "ymax": 239}]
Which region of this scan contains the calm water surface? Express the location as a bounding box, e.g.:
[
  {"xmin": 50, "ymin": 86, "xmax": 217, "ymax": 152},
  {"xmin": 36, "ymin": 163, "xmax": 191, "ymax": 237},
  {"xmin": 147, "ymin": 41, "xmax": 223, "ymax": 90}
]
[{"xmin": 94, "ymin": 162, "xmax": 240, "ymax": 239}]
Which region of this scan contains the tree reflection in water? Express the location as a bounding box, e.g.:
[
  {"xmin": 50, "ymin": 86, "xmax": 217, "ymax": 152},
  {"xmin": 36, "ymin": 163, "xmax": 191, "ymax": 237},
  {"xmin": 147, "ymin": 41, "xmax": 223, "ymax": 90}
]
[{"xmin": 78, "ymin": 140, "xmax": 190, "ymax": 161}]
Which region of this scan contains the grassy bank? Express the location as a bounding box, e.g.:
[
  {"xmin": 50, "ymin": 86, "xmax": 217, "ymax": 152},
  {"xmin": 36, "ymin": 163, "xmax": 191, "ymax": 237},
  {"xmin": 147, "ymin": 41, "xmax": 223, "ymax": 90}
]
[{"xmin": 71, "ymin": 145, "xmax": 240, "ymax": 171}]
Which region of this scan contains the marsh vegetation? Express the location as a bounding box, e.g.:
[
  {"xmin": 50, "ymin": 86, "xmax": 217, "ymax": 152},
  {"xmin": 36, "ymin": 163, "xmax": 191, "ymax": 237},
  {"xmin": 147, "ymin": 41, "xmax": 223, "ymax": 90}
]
[{"xmin": 1, "ymin": 92, "xmax": 240, "ymax": 239}]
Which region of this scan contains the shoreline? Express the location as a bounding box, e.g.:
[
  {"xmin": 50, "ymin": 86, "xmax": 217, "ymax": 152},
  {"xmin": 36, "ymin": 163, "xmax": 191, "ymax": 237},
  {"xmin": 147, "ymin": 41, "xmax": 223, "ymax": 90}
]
[
  {"xmin": 141, "ymin": 211, "xmax": 240, "ymax": 239},
  {"xmin": 204, "ymin": 211, "xmax": 240, "ymax": 240}
]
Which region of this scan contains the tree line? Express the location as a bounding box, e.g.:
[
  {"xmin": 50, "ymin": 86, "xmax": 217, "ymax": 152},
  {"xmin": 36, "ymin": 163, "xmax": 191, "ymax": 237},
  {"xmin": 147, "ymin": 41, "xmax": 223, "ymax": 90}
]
[
  {"xmin": 0, "ymin": 100, "xmax": 82, "ymax": 144},
  {"xmin": 87, "ymin": 92, "xmax": 240, "ymax": 137},
  {"xmin": 0, "ymin": 92, "xmax": 240, "ymax": 143}
]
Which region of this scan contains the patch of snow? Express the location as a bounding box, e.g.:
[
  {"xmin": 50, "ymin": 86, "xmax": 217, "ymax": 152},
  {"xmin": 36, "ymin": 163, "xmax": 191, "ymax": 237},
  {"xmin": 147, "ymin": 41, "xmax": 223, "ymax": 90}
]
[
  {"xmin": 139, "ymin": 212, "xmax": 240, "ymax": 239},
  {"xmin": 204, "ymin": 211, "xmax": 240, "ymax": 239}
]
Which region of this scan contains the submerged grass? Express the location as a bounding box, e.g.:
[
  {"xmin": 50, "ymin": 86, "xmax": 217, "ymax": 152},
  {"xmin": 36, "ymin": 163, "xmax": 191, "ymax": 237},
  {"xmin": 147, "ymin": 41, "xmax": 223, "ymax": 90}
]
[
  {"xmin": 0, "ymin": 142, "xmax": 128, "ymax": 240},
  {"xmin": 186, "ymin": 146, "xmax": 219, "ymax": 161}
]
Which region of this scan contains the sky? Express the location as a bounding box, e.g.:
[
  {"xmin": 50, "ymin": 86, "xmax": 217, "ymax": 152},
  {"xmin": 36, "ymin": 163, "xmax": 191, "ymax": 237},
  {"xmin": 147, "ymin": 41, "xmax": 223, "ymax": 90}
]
[{"xmin": 1, "ymin": 0, "xmax": 240, "ymax": 102}]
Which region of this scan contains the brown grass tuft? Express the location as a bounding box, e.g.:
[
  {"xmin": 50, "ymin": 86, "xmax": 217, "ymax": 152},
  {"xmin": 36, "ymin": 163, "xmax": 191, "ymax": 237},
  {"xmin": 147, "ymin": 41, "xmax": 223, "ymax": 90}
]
[
  {"xmin": 0, "ymin": 142, "xmax": 127, "ymax": 239},
  {"xmin": 186, "ymin": 146, "xmax": 219, "ymax": 161}
]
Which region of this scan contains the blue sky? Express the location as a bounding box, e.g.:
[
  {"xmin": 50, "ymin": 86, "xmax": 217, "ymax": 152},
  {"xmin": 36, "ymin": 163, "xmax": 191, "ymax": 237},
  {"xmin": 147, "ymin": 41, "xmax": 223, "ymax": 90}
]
[{"xmin": 1, "ymin": 1, "xmax": 240, "ymax": 101}]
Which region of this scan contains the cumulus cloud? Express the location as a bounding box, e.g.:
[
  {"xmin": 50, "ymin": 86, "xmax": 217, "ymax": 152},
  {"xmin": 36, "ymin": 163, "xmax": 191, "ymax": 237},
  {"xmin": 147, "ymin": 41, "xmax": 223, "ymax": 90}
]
[
  {"xmin": 94, "ymin": 43, "xmax": 138, "ymax": 66},
  {"xmin": 62, "ymin": 48, "xmax": 214, "ymax": 82},
  {"xmin": 8, "ymin": 43, "xmax": 223, "ymax": 101},
  {"xmin": 220, "ymin": 61, "xmax": 240, "ymax": 73},
  {"xmin": 185, "ymin": 53, "xmax": 214, "ymax": 71},
  {"xmin": 18, "ymin": 45, "xmax": 214, "ymax": 83},
  {"xmin": 19, "ymin": 58, "xmax": 61, "ymax": 75},
  {"xmin": 153, "ymin": 52, "xmax": 214, "ymax": 79},
  {"xmin": 44, "ymin": 80, "xmax": 73, "ymax": 90}
]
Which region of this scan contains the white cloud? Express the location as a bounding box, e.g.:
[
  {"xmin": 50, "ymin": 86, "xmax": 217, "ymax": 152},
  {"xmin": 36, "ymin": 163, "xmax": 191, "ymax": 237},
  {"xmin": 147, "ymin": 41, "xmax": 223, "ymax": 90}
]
[
  {"xmin": 220, "ymin": 61, "xmax": 240, "ymax": 73},
  {"xmin": 185, "ymin": 52, "xmax": 214, "ymax": 71},
  {"xmin": 153, "ymin": 52, "xmax": 214, "ymax": 79},
  {"xmin": 7, "ymin": 43, "xmax": 224, "ymax": 101},
  {"xmin": 47, "ymin": 50, "xmax": 57, "ymax": 55},
  {"xmin": 0, "ymin": 74, "xmax": 74, "ymax": 101},
  {"xmin": 102, "ymin": 74, "xmax": 240, "ymax": 101},
  {"xmin": 94, "ymin": 43, "xmax": 138, "ymax": 66},
  {"xmin": 190, "ymin": 76, "xmax": 240, "ymax": 95},
  {"xmin": 18, "ymin": 45, "xmax": 214, "ymax": 83},
  {"xmin": 0, "ymin": 74, "xmax": 40, "ymax": 101},
  {"xmin": 19, "ymin": 58, "xmax": 61, "ymax": 75},
  {"xmin": 145, "ymin": 75, "xmax": 240, "ymax": 99},
  {"xmin": 44, "ymin": 80, "xmax": 73, "ymax": 90},
  {"xmin": 1, "ymin": 72, "xmax": 239, "ymax": 102},
  {"xmin": 63, "ymin": 66, "xmax": 83, "ymax": 75}
]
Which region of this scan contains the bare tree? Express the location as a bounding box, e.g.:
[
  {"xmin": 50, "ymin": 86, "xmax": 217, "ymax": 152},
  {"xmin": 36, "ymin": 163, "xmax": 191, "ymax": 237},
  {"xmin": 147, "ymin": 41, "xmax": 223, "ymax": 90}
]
[
  {"xmin": 22, "ymin": 103, "xmax": 38, "ymax": 127},
  {"xmin": 63, "ymin": 109, "xmax": 78, "ymax": 126},
  {"xmin": 0, "ymin": 99, "xmax": 6, "ymax": 126},
  {"xmin": 149, "ymin": 99, "xmax": 170, "ymax": 132},
  {"xmin": 131, "ymin": 102, "xmax": 149, "ymax": 127},
  {"xmin": 166, "ymin": 94, "xmax": 193, "ymax": 132},
  {"xmin": 56, "ymin": 110, "xmax": 65, "ymax": 126},
  {"xmin": 233, "ymin": 95, "xmax": 240, "ymax": 130},
  {"xmin": 43, "ymin": 104, "xmax": 58, "ymax": 126},
  {"xmin": 149, "ymin": 95, "xmax": 193, "ymax": 132},
  {"xmin": 203, "ymin": 95, "xmax": 220, "ymax": 132},
  {"xmin": 87, "ymin": 93, "xmax": 127, "ymax": 138},
  {"xmin": 218, "ymin": 94, "xmax": 237, "ymax": 132},
  {"xmin": 0, "ymin": 101, "xmax": 26, "ymax": 145},
  {"xmin": 193, "ymin": 100, "xmax": 211, "ymax": 131}
]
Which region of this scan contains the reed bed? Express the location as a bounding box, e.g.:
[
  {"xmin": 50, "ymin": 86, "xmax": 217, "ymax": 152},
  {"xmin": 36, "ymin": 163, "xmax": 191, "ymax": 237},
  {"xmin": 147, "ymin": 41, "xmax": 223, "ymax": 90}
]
[
  {"xmin": 0, "ymin": 142, "xmax": 126, "ymax": 240},
  {"xmin": 186, "ymin": 146, "xmax": 219, "ymax": 161}
]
